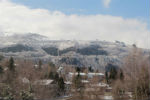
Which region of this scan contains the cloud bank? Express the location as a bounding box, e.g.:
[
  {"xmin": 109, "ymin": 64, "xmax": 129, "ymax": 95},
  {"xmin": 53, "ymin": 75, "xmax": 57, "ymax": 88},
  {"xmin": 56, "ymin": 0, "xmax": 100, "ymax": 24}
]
[
  {"xmin": 102, "ymin": 0, "xmax": 111, "ymax": 8},
  {"xmin": 0, "ymin": 0, "xmax": 149, "ymax": 48}
]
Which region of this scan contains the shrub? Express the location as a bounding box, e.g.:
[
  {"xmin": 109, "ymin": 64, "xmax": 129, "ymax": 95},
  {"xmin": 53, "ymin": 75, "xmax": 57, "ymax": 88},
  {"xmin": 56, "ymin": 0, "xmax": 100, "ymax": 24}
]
[{"xmin": 20, "ymin": 90, "xmax": 34, "ymax": 100}]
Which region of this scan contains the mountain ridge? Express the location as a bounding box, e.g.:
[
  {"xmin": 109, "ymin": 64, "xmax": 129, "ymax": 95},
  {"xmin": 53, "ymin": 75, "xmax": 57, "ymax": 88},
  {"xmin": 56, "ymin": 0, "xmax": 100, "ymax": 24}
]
[{"xmin": 0, "ymin": 33, "xmax": 147, "ymax": 70}]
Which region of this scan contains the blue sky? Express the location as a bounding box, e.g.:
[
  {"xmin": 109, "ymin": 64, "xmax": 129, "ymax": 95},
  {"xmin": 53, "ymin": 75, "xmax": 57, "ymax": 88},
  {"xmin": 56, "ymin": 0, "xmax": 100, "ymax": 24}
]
[{"xmin": 11, "ymin": 0, "xmax": 149, "ymax": 19}]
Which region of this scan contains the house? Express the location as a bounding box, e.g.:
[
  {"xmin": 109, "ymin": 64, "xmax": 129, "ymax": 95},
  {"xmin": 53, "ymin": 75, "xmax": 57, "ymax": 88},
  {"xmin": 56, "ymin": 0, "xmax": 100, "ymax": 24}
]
[
  {"xmin": 68, "ymin": 72, "xmax": 87, "ymax": 81},
  {"xmin": 105, "ymin": 86, "xmax": 112, "ymax": 92},
  {"xmin": 81, "ymin": 80, "xmax": 89, "ymax": 83},
  {"xmin": 68, "ymin": 72, "xmax": 104, "ymax": 81},
  {"xmin": 91, "ymin": 83, "xmax": 109, "ymax": 88},
  {"xmin": 22, "ymin": 77, "xmax": 30, "ymax": 84},
  {"xmin": 34, "ymin": 64, "xmax": 38, "ymax": 69},
  {"xmin": 69, "ymin": 72, "xmax": 86, "ymax": 76},
  {"xmin": 65, "ymin": 81, "xmax": 72, "ymax": 85},
  {"xmin": 87, "ymin": 72, "xmax": 104, "ymax": 78}
]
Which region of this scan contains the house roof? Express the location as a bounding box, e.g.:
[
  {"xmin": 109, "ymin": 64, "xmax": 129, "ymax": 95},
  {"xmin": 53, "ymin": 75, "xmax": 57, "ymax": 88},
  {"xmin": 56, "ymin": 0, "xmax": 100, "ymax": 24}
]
[
  {"xmin": 69, "ymin": 72, "xmax": 104, "ymax": 76},
  {"xmin": 91, "ymin": 83, "xmax": 109, "ymax": 87},
  {"xmin": 34, "ymin": 79, "xmax": 54, "ymax": 85},
  {"xmin": 65, "ymin": 81, "xmax": 72, "ymax": 85},
  {"xmin": 81, "ymin": 80, "xmax": 89, "ymax": 83},
  {"xmin": 88, "ymin": 73, "xmax": 104, "ymax": 76},
  {"xmin": 69, "ymin": 72, "xmax": 86, "ymax": 76}
]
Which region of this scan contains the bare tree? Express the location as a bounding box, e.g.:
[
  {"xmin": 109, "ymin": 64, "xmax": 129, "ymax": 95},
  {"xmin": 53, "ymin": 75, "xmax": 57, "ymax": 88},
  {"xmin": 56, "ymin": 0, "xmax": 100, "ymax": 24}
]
[{"xmin": 122, "ymin": 47, "xmax": 150, "ymax": 100}]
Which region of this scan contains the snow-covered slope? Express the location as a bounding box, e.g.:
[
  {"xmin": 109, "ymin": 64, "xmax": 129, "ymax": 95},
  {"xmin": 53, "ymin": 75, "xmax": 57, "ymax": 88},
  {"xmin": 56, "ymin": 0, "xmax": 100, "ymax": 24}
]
[{"xmin": 0, "ymin": 33, "xmax": 145, "ymax": 70}]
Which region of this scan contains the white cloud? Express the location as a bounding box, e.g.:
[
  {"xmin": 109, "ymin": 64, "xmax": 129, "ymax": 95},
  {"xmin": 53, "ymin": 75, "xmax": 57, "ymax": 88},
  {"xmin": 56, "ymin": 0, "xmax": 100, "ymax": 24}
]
[
  {"xmin": 0, "ymin": 0, "xmax": 9, "ymax": 2},
  {"xmin": 0, "ymin": 1, "xmax": 149, "ymax": 49},
  {"xmin": 102, "ymin": 0, "xmax": 111, "ymax": 8}
]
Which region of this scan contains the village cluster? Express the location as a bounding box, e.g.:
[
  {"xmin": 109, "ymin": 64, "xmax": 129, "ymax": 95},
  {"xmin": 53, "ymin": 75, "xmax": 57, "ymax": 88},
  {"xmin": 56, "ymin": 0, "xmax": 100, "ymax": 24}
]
[{"xmin": 0, "ymin": 48, "xmax": 149, "ymax": 100}]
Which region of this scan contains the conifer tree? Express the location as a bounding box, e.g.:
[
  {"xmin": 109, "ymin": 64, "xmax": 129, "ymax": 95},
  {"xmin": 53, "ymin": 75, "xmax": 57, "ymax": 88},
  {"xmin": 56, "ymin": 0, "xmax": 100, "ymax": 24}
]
[
  {"xmin": 119, "ymin": 70, "xmax": 124, "ymax": 80},
  {"xmin": 0, "ymin": 65, "xmax": 3, "ymax": 74},
  {"xmin": 109, "ymin": 67, "xmax": 117, "ymax": 80},
  {"xmin": 105, "ymin": 71, "xmax": 109, "ymax": 83},
  {"xmin": 8, "ymin": 57, "xmax": 15, "ymax": 71},
  {"xmin": 76, "ymin": 67, "xmax": 81, "ymax": 74},
  {"xmin": 38, "ymin": 60, "xmax": 42, "ymax": 69},
  {"xmin": 57, "ymin": 77, "xmax": 65, "ymax": 93}
]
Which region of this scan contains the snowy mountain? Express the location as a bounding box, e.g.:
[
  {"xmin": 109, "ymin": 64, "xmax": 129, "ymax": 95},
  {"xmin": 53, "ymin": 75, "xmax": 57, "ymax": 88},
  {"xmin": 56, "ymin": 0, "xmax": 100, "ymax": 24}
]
[{"xmin": 0, "ymin": 33, "xmax": 143, "ymax": 70}]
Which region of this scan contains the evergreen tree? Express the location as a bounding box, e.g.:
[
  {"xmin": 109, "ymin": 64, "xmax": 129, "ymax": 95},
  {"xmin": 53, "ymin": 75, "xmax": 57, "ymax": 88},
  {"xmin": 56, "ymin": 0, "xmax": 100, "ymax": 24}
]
[
  {"xmin": 8, "ymin": 57, "xmax": 15, "ymax": 71},
  {"xmin": 0, "ymin": 55, "xmax": 4, "ymax": 61},
  {"xmin": 88, "ymin": 66, "xmax": 94, "ymax": 72},
  {"xmin": 38, "ymin": 60, "xmax": 42, "ymax": 69},
  {"xmin": 119, "ymin": 70, "xmax": 124, "ymax": 80},
  {"xmin": 48, "ymin": 71, "xmax": 54, "ymax": 79},
  {"xmin": 76, "ymin": 67, "xmax": 81, "ymax": 74},
  {"xmin": 0, "ymin": 65, "xmax": 3, "ymax": 74},
  {"xmin": 109, "ymin": 67, "xmax": 117, "ymax": 80},
  {"xmin": 54, "ymin": 72, "xmax": 59, "ymax": 82},
  {"xmin": 105, "ymin": 71, "xmax": 109, "ymax": 83},
  {"xmin": 48, "ymin": 71, "xmax": 59, "ymax": 81},
  {"xmin": 57, "ymin": 77, "xmax": 65, "ymax": 93}
]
